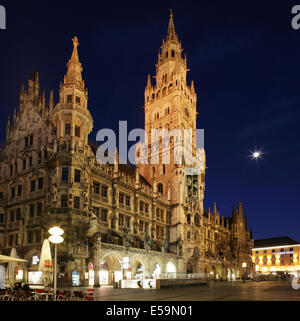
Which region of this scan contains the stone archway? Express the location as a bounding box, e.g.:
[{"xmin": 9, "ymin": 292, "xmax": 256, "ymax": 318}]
[
  {"xmin": 204, "ymin": 264, "xmax": 209, "ymax": 279},
  {"xmin": 209, "ymin": 265, "xmax": 216, "ymax": 280}
]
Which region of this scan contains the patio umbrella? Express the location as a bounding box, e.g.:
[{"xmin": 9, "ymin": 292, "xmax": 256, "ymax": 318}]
[
  {"xmin": 7, "ymin": 248, "xmax": 18, "ymax": 287},
  {"xmin": 39, "ymin": 239, "xmax": 53, "ymax": 287},
  {"xmin": 0, "ymin": 254, "xmax": 27, "ymax": 263}
]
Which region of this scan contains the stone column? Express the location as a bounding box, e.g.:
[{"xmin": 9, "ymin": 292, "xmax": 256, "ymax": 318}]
[{"xmin": 93, "ymin": 236, "xmax": 101, "ymax": 288}]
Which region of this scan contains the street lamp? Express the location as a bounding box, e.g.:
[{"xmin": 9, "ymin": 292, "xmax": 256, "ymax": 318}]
[{"xmin": 48, "ymin": 226, "xmax": 64, "ymax": 301}]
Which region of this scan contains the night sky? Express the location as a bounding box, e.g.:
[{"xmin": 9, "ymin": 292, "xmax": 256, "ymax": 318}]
[{"xmin": 0, "ymin": 0, "xmax": 299, "ymax": 241}]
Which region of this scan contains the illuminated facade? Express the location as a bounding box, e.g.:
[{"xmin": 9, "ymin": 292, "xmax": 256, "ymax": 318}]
[
  {"xmin": 252, "ymin": 237, "xmax": 300, "ymax": 275},
  {"xmin": 0, "ymin": 11, "xmax": 253, "ymax": 286}
]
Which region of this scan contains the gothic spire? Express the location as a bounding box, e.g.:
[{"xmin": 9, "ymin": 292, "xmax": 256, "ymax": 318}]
[
  {"xmin": 166, "ymin": 9, "xmax": 178, "ymax": 42},
  {"xmin": 65, "ymin": 36, "xmax": 84, "ymax": 89}
]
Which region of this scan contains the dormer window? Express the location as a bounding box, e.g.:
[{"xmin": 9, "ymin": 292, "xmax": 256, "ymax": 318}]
[{"xmin": 67, "ymin": 95, "xmax": 72, "ymax": 104}]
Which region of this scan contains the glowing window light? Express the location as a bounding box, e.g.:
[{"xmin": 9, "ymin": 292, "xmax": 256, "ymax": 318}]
[
  {"xmin": 255, "ymin": 265, "xmax": 259, "ymax": 271},
  {"xmin": 17, "ymin": 270, "xmax": 23, "ymax": 280},
  {"xmin": 262, "ymin": 266, "xmax": 268, "ymax": 273}
]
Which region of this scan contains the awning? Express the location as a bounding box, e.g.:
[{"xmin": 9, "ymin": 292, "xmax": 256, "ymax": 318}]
[{"xmin": 0, "ymin": 254, "xmax": 28, "ymax": 263}]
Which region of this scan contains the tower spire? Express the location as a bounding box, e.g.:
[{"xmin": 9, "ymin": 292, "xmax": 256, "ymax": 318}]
[
  {"xmin": 167, "ymin": 9, "xmax": 178, "ymax": 42},
  {"xmin": 65, "ymin": 36, "xmax": 84, "ymax": 88}
]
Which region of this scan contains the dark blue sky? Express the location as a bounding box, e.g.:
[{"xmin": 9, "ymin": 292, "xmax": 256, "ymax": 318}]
[{"xmin": 0, "ymin": 0, "xmax": 299, "ymax": 241}]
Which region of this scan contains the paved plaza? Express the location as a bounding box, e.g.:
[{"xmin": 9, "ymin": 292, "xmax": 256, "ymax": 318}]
[{"xmin": 73, "ymin": 281, "xmax": 300, "ymax": 301}]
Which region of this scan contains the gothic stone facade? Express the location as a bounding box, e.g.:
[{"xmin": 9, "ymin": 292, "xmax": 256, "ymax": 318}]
[{"xmin": 0, "ymin": 12, "xmax": 253, "ymax": 286}]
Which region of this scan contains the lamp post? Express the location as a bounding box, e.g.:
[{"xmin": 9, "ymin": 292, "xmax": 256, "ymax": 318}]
[{"xmin": 48, "ymin": 227, "xmax": 64, "ymax": 301}]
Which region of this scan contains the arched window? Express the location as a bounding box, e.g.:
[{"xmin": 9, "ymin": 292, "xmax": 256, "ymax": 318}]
[
  {"xmin": 157, "ymin": 183, "xmax": 163, "ymax": 194},
  {"xmin": 187, "ymin": 214, "xmax": 191, "ymax": 224},
  {"xmin": 187, "ymin": 231, "xmax": 191, "ymax": 241}
]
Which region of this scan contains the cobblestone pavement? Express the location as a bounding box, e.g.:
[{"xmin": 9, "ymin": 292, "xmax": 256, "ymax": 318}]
[{"xmin": 59, "ymin": 281, "xmax": 300, "ymax": 301}]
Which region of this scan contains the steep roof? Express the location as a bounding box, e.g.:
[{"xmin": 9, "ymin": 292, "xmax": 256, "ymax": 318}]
[{"xmin": 254, "ymin": 236, "xmax": 300, "ymax": 249}]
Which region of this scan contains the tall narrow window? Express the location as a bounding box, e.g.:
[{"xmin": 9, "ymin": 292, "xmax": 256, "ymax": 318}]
[
  {"xmin": 10, "ymin": 210, "xmax": 14, "ymax": 222},
  {"xmin": 30, "ymin": 204, "xmax": 35, "ymax": 218},
  {"xmin": 61, "ymin": 195, "xmax": 68, "ymax": 208},
  {"xmin": 11, "ymin": 187, "xmax": 15, "ymax": 198},
  {"xmin": 38, "ymin": 152, "xmax": 42, "ymax": 164},
  {"xmin": 25, "ymin": 137, "xmax": 29, "ymax": 148},
  {"xmin": 74, "ymin": 196, "xmax": 80, "ymax": 209},
  {"xmin": 101, "ymin": 185, "xmax": 108, "ymax": 198},
  {"xmin": 75, "ymin": 126, "xmax": 81, "ymax": 138},
  {"xmin": 30, "ymin": 135, "xmax": 33, "ymax": 146},
  {"xmin": 74, "ymin": 169, "xmax": 81, "ymax": 183},
  {"xmin": 17, "ymin": 185, "xmax": 22, "ymax": 197},
  {"xmin": 16, "ymin": 208, "xmax": 21, "ymax": 221},
  {"xmin": 38, "ymin": 177, "xmax": 43, "ymax": 190},
  {"xmin": 37, "ymin": 202, "xmax": 42, "ymax": 216},
  {"xmin": 67, "ymin": 95, "xmax": 72, "ymax": 103},
  {"xmin": 31, "ymin": 180, "xmax": 36, "ymax": 192},
  {"xmin": 62, "ymin": 167, "xmax": 69, "ymax": 182},
  {"xmin": 65, "ymin": 123, "xmax": 71, "ymax": 136},
  {"xmin": 76, "ymin": 96, "xmax": 81, "ymax": 104},
  {"xmin": 23, "ymin": 159, "xmax": 26, "ymax": 170}
]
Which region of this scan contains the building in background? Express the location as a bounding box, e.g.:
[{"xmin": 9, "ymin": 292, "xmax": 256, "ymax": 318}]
[
  {"xmin": 0, "ymin": 11, "xmax": 253, "ymax": 287},
  {"xmin": 252, "ymin": 236, "xmax": 300, "ymax": 276}
]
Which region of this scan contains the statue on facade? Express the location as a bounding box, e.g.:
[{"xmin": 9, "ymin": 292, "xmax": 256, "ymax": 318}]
[
  {"xmin": 87, "ymin": 208, "xmax": 99, "ymax": 237},
  {"xmin": 177, "ymin": 236, "xmax": 183, "ymax": 256},
  {"xmin": 52, "ymin": 183, "xmax": 57, "ymax": 202},
  {"xmin": 161, "ymin": 236, "xmax": 169, "ymax": 253},
  {"xmin": 82, "ymin": 190, "xmax": 89, "ymax": 208},
  {"xmin": 144, "ymin": 232, "xmax": 153, "ymax": 252},
  {"xmin": 122, "ymin": 230, "xmax": 133, "ymax": 249}
]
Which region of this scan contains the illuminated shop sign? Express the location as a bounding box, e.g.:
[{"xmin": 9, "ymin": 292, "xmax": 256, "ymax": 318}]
[{"xmin": 275, "ymin": 251, "xmax": 293, "ymax": 255}]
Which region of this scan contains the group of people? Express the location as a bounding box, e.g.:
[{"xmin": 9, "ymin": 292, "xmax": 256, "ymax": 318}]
[{"xmin": 13, "ymin": 282, "xmax": 30, "ymax": 291}]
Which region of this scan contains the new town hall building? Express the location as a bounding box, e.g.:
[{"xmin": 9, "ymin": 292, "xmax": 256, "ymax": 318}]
[{"xmin": 0, "ymin": 11, "xmax": 253, "ymax": 286}]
